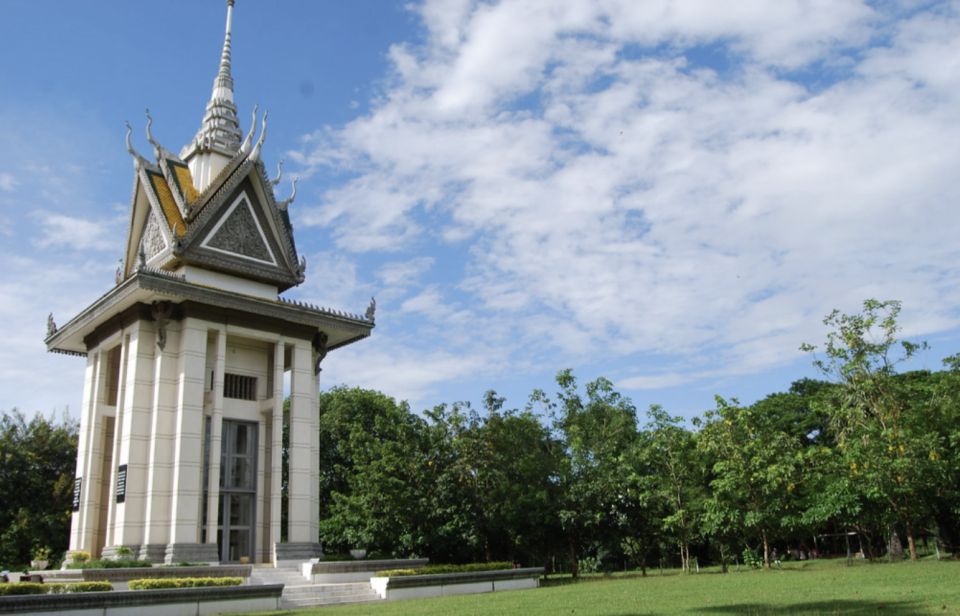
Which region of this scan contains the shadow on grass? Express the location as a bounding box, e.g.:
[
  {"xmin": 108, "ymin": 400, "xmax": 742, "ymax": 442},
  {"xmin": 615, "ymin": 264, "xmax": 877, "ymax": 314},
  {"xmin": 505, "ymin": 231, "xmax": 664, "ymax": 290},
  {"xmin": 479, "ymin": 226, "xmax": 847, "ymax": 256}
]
[{"xmin": 693, "ymin": 599, "xmax": 927, "ymax": 614}]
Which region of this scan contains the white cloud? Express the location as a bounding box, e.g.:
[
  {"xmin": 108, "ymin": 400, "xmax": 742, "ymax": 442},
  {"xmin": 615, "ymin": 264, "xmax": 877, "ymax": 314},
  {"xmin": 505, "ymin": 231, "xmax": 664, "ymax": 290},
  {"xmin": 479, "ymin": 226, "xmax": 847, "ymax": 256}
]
[
  {"xmin": 0, "ymin": 172, "xmax": 16, "ymax": 192},
  {"xmin": 34, "ymin": 212, "xmax": 115, "ymax": 251},
  {"xmin": 292, "ymin": 1, "xmax": 960, "ymax": 399}
]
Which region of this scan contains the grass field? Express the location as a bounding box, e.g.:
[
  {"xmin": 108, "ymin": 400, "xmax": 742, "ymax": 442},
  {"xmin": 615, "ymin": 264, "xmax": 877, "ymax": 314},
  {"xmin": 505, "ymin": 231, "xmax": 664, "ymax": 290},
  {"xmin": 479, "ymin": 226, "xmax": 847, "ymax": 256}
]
[{"xmin": 241, "ymin": 558, "xmax": 960, "ymax": 615}]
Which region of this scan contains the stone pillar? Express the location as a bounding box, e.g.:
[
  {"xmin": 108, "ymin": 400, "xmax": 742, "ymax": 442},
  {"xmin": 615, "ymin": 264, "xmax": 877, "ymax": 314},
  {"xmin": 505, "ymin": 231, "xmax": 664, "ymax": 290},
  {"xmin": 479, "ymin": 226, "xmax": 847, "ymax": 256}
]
[
  {"xmin": 204, "ymin": 328, "xmax": 226, "ymax": 556},
  {"xmin": 275, "ymin": 338, "xmax": 321, "ymax": 563},
  {"xmin": 269, "ymin": 340, "xmax": 284, "ymax": 564},
  {"xmin": 165, "ymin": 317, "xmax": 218, "ymax": 563},
  {"xmin": 139, "ymin": 320, "xmax": 180, "ymax": 562},
  {"xmin": 104, "ymin": 334, "xmax": 130, "ymax": 551},
  {"xmin": 110, "ymin": 323, "xmax": 155, "ymax": 555},
  {"xmin": 69, "ymin": 350, "xmax": 101, "ymax": 554}
]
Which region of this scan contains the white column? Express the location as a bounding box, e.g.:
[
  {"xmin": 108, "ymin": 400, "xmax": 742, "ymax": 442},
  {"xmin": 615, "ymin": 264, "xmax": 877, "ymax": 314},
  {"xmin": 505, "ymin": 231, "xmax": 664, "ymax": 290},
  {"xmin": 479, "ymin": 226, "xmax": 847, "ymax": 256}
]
[
  {"xmin": 204, "ymin": 328, "xmax": 226, "ymax": 549},
  {"xmin": 142, "ymin": 321, "xmax": 180, "ymax": 549},
  {"xmin": 112, "ymin": 323, "xmax": 155, "ymax": 550},
  {"xmin": 104, "ymin": 334, "xmax": 130, "ymax": 546},
  {"xmin": 286, "ymin": 340, "xmax": 314, "ymax": 543},
  {"xmin": 270, "ymin": 340, "xmax": 284, "ymax": 561},
  {"xmin": 167, "ymin": 317, "xmax": 208, "ymax": 547},
  {"xmin": 69, "ymin": 350, "xmax": 100, "ymax": 553}
]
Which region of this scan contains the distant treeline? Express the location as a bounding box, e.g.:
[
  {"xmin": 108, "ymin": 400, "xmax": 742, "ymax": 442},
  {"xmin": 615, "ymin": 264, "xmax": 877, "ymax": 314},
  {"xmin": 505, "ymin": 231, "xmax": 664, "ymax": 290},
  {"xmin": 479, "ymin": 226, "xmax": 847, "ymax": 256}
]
[{"xmin": 317, "ymin": 300, "xmax": 960, "ymax": 574}]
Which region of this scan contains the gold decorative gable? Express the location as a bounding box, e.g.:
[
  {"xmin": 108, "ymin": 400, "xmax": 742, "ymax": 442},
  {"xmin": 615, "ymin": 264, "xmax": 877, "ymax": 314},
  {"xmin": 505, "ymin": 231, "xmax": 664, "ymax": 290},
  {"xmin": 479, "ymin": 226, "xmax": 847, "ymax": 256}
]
[
  {"xmin": 147, "ymin": 170, "xmax": 186, "ymax": 237},
  {"xmin": 167, "ymin": 160, "xmax": 200, "ymax": 204}
]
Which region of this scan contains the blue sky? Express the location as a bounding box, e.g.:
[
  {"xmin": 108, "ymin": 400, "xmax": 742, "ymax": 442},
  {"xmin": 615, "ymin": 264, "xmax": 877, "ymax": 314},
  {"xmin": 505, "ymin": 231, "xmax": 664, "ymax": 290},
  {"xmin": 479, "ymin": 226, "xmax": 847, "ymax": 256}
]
[{"xmin": 2, "ymin": 0, "xmax": 959, "ymax": 421}]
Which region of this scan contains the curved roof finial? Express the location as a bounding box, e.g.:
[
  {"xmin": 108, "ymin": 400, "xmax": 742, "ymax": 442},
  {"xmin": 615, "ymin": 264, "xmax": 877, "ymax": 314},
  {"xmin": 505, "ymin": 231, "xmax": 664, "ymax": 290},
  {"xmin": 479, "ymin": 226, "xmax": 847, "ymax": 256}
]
[
  {"xmin": 277, "ymin": 176, "xmax": 298, "ymax": 211},
  {"xmin": 250, "ymin": 111, "xmax": 268, "ymax": 162},
  {"xmin": 270, "ymin": 159, "xmax": 284, "ymax": 186},
  {"xmin": 240, "ymin": 104, "xmax": 258, "ymax": 155},
  {"xmin": 145, "ymin": 108, "xmax": 159, "ymax": 148},
  {"xmin": 125, "ymin": 121, "xmax": 148, "ymax": 166}
]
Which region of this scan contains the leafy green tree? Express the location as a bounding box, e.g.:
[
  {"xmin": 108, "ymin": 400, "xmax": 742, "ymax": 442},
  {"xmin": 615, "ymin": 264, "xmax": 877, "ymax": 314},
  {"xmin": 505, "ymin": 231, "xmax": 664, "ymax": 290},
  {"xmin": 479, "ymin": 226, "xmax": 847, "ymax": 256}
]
[
  {"xmin": 0, "ymin": 409, "xmax": 78, "ymax": 568},
  {"xmin": 317, "ymin": 387, "xmax": 429, "ymax": 556},
  {"xmin": 697, "ymin": 396, "xmax": 805, "ymax": 568},
  {"xmin": 422, "ymin": 394, "xmax": 564, "ymax": 565},
  {"xmin": 802, "ymin": 299, "xmax": 942, "ymax": 560},
  {"xmin": 642, "ymin": 405, "xmax": 703, "ymax": 572},
  {"xmin": 543, "ymin": 370, "xmax": 641, "ymax": 576}
]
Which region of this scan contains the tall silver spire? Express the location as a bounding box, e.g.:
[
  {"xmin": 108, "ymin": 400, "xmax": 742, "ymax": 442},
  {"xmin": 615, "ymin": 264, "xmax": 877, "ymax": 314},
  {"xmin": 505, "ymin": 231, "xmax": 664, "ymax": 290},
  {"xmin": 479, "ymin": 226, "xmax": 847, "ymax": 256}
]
[{"xmin": 183, "ymin": 0, "xmax": 243, "ymax": 159}]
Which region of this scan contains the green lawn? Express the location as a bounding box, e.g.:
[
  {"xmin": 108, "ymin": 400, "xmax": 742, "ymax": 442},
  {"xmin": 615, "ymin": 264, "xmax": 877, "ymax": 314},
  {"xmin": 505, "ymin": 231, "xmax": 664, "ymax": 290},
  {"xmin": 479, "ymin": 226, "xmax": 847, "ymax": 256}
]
[{"xmin": 242, "ymin": 558, "xmax": 960, "ymax": 615}]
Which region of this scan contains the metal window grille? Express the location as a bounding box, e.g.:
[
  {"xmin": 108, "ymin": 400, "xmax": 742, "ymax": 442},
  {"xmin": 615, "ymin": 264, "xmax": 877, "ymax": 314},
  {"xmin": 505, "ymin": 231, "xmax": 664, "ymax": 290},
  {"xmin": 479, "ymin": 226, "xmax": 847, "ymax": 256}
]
[{"xmin": 224, "ymin": 373, "xmax": 257, "ymax": 400}]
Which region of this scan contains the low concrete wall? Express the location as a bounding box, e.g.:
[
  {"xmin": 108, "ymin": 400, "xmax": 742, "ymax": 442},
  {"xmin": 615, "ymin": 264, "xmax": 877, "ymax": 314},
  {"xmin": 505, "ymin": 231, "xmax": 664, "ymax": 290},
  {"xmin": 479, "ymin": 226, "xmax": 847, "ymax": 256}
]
[
  {"xmin": 0, "ymin": 584, "xmax": 282, "ymax": 616},
  {"xmin": 370, "ymin": 567, "xmax": 543, "ymax": 601},
  {"xmin": 305, "ymin": 558, "xmax": 429, "ymax": 584}
]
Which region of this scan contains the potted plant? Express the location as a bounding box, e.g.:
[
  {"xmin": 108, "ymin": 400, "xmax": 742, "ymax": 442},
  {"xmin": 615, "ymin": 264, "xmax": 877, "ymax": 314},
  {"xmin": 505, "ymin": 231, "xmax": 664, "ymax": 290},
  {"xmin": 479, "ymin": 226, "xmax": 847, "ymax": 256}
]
[{"xmin": 30, "ymin": 546, "xmax": 51, "ymax": 570}]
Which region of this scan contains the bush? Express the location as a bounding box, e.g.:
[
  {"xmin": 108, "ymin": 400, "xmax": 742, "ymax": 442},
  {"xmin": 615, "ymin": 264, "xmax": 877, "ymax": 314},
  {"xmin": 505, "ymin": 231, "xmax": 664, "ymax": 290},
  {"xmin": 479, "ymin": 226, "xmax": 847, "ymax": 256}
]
[
  {"xmin": 0, "ymin": 581, "xmax": 112, "ymax": 595},
  {"xmin": 0, "ymin": 583, "xmax": 47, "ymax": 596},
  {"xmin": 128, "ymin": 577, "xmax": 243, "ymax": 590},
  {"xmin": 376, "ymin": 562, "xmax": 513, "ymax": 577},
  {"xmin": 65, "ymin": 558, "xmax": 152, "ymax": 569},
  {"xmin": 68, "ymin": 550, "xmax": 91, "ymax": 564},
  {"xmin": 66, "ymin": 581, "xmax": 113, "ymax": 592}
]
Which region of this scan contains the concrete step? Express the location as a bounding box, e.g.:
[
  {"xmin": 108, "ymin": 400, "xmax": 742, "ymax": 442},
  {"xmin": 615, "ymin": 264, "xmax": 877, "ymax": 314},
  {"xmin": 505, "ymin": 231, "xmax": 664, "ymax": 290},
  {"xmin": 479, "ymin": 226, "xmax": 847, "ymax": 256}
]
[{"xmin": 280, "ymin": 582, "xmax": 381, "ymax": 608}]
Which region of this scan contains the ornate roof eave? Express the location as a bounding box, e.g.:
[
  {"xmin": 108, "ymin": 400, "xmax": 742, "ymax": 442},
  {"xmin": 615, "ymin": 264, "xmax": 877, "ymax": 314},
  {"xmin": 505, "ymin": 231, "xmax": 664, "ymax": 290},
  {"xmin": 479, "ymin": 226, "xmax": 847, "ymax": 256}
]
[{"xmin": 45, "ymin": 269, "xmax": 374, "ymax": 356}]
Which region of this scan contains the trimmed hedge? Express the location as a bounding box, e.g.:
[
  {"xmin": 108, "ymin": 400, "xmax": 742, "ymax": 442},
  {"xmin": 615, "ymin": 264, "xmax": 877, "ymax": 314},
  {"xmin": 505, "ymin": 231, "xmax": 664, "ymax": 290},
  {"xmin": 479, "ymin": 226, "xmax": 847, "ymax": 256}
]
[
  {"xmin": 65, "ymin": 581, "xmax": 114, "ymax": 592},
  {"xmin": 128, "ymin": 577, "xmax": 243, "ymax": 590},
  {"xmin": 376, "ymin": 562, "xmax": 514, "ymax": 577},
  {"xmin": 0, "ymin": 582, "xmax": 113, "ymax": 595},
  {"xmin": 0, "ymin": 583, "xmax": 46, "ymax": 596},
  {"xmin": 66, "ymin": 558, "xmax": 152, "ymax": 569}
]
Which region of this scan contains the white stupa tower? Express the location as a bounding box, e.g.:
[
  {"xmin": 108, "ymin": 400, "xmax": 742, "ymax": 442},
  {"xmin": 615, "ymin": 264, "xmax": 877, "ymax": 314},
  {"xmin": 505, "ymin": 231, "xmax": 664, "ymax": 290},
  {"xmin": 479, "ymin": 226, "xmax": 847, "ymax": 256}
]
[{"xmin": 45, "ymin": 0, "xmax": 374, "ymax": 565}]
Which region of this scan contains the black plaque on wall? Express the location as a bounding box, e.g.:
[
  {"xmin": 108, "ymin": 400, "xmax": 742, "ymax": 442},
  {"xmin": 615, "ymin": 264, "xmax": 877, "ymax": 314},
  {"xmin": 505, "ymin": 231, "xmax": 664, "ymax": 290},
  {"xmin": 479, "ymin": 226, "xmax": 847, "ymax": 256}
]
[
  {"xmin": 116, "ymin": 464, "xmax": 128, "ymax": 504},
  {"xmin": 72, "ymin": 477, "xmax": 82, "ymax": 511}
]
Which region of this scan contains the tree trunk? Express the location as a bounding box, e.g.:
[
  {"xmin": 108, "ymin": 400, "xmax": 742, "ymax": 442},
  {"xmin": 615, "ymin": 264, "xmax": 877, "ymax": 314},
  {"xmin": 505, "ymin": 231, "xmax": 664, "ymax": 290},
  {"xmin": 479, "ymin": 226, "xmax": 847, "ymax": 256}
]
[
  {"xmin": 906, "ymin": 523, "xmax": 918, "ymax": 561},
  {"xmin": 569, "ymin": 536, "xmax": 579, "ymax": 579},
  {"xmin": 762, "ymin": 530, "xmax": 770, "ymax": 569}
]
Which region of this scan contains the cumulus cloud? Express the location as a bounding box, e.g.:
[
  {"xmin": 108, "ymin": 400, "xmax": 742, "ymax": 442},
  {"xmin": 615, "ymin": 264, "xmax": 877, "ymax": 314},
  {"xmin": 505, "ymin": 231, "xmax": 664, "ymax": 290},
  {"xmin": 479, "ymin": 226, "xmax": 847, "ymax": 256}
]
[
  {"xmin": 34, "ymin": 212, "xmax": 116, "ymax": 251},
  {"xmin": 293, "ymin": 0, "xmax": 960, "ymax": 401}
]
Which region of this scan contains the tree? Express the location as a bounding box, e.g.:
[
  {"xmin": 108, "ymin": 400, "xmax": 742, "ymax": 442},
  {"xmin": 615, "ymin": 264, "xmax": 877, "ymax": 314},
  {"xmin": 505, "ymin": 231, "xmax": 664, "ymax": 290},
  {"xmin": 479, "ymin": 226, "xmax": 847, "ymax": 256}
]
[
  {"xmin": 802, "ymin": 299, "xmax": 941, "ymax": 560},
  {"xmin": 422, "ymin": 394, "xmax": 564, "ymax": 565},
  {"xmin": 544, "ymin": 370, "xmax": 641, "ymax": 576},
  {"xmin": 697, "ymin": 396, "xmax": 805, "ymax": 568},
  {"xmin": 642, "ymin": 405, "xmax": 703, "ymax": 572},
  {"xmin": 0, "ymin": 409, "xmax": 78, "ymax": 568},
  {"xmin": 317, "ymin": 387, "xmax": 429, "ymax": 556}
]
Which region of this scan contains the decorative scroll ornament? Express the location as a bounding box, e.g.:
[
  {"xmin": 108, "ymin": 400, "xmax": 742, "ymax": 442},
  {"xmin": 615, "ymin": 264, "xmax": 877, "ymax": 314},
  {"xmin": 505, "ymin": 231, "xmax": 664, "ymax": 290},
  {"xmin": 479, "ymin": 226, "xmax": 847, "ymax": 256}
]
[
  {"xmin": 276, "ymin": 177, "xmax": 298, "ymax": 212},
  {"xmin": 250, "ymin": 111, "xmax": 268, "ymax": 162},
  {"xmin": 297, "ymin": 255, "xmax": 307, "ymax": 280},
  {"xmin": 270, "ymin": 159, "xmax": 284, "ymax": 186},
  {"xmin": 312, "ymin": 331, "xmax": 329, "ymax": 375},
  {"xmin": 151, "ymin": 301, "xmax": 174, "ymax": 351},
  {"xmin": 240, "ymin": 104, "xmax": 258, "ymax": 155},
  {"xmin": 365, "ymin": 297, "xmax": 377, "ymax": 322},
  {"xmin": 46, "ymin": 313, "xmax": 57, "ymax": 338},
  {"xmin": 124, "ymin": 121, "xmax": 148, "ymax": 166}
]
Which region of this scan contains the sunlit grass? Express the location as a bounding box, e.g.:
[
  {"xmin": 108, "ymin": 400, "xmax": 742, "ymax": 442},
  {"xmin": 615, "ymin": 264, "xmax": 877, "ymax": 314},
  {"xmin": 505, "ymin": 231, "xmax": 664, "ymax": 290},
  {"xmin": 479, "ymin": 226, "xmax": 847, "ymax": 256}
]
[{"xmin": 239, "ymin": 557, "xmax": 960, "ymax": 615}]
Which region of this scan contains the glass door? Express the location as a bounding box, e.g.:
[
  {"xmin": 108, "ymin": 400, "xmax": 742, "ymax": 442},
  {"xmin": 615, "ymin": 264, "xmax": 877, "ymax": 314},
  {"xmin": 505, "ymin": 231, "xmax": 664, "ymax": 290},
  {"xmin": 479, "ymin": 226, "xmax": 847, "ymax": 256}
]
[{"xmin": 217, "ymin": 420, "xmax": 257, "ymax": 563}]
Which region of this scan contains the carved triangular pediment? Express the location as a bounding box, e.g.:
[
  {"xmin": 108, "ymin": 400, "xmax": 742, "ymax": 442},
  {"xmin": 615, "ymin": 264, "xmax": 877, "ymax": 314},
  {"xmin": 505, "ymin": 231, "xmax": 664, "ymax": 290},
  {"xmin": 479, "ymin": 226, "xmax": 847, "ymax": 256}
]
[
  {"xmin": 200, "ymin": 192, "xmax": 277, "ymax": 266},
  {"xmin": 139, "ymin": 209, "xmax": 169, "ymax": 262},
  {"xmin": 175, "ymin": 165, "xmax": 302, "ymax": 289}
]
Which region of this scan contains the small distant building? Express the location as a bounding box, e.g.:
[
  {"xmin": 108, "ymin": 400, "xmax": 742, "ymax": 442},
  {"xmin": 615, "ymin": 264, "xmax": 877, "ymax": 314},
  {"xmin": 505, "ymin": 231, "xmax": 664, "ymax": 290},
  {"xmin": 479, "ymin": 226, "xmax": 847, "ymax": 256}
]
[{"xmin": 44, "ymin": 1, "xmax": 374, "ymax": 565}]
